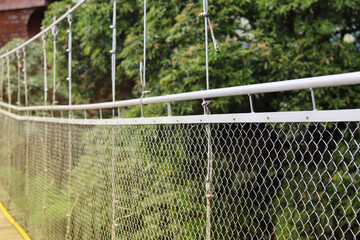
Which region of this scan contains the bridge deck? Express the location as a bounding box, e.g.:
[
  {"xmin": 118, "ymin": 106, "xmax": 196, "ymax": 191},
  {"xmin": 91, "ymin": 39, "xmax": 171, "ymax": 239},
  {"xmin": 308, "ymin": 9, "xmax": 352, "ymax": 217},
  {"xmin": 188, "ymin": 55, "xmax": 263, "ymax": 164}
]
[{"xmin": 0, "ymin": 211, "xmax": 24, "ymax": 240}]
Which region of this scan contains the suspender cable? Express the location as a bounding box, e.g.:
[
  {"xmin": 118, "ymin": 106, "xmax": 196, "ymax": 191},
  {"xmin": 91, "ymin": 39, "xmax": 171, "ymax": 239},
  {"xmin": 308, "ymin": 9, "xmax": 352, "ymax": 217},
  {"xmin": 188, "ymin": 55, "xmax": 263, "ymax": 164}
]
[
  {"xmin": 143, "ymin": 0, "xmax": 147, "ymax": 89},
  {"xmin": 67, "ymin": 12, "xmax": 73, "ymax": 113},
  {"xmin": 111, "ymin": 1, "xmax": 118, "ymax": 238},
  {"xmin": 16, "ymin": 46, "xmax": 21, "ymax": 106},
  {"xmin": 140, "ymin": 0, "xmax": 150, "ymax": 117},
  {"xmin": 42, "ymin": 27, "xmax": 48, "ymax": 106},
  {"xmin": 110, "ymin": 0, "xmax": 117, "ymax": 118},
  {"xmin": 111, "ymin": 0, "xmax": 117, "ymax": 103},
  {"xmin": 52, "ymin": 18, "xmax": 59, "ymax": 105},
  {"xmin": 1, "ymin": 59, "xmax": 4, "ymax": 100},
  {"xmin": 199, "ymin": 1, "xmax": 220, "ymax": 239},
  {"xmin": 22, "ymin": 47, "xmax": 28, "ymax": 107},
  {"xmin": 203, "ymin": 0, "xmax": 209, "ymax": 90},
  {"xmin": 6, "ymin": 51, "xmax": 11, "ymax": 106}
]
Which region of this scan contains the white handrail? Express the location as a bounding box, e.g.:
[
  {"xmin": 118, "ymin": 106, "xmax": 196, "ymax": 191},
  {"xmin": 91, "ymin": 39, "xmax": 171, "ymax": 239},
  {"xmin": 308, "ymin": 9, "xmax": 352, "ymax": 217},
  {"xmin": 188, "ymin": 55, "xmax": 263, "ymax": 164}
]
[{"xmin": 1, "ymin": 71, "xmax": 360, "ymax": 112}]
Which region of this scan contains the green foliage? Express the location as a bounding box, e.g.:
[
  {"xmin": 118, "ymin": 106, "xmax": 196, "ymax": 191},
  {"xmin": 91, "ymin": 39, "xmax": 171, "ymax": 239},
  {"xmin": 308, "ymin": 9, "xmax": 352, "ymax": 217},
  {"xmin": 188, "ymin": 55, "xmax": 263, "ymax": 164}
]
[
  {"xmin": 1, "ymin": 0, "xmax": 360, "ymax": 239},
  {"xmin": 40, "ymin": 0, "xmax": 360, "ymax": 115},
  {"xmin": 70, "ymin": 125, "xmax": 207, "ymax": 239}
]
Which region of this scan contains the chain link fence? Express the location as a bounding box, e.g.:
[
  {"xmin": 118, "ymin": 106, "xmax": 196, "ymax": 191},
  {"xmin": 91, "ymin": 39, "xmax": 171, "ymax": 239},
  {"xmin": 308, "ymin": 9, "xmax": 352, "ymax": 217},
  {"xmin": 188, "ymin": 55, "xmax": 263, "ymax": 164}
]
[{"xmin": 0, "ymin": 113, "xmax": 359, "ymax": 239}]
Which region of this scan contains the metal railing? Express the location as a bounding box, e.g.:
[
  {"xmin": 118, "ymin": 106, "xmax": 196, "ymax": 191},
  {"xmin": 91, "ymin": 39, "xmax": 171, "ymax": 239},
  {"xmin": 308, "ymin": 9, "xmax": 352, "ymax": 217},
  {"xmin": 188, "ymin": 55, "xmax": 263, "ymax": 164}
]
[{"xmin": 0, "ymin": 1, "xmax": 359, "ymax": 240}]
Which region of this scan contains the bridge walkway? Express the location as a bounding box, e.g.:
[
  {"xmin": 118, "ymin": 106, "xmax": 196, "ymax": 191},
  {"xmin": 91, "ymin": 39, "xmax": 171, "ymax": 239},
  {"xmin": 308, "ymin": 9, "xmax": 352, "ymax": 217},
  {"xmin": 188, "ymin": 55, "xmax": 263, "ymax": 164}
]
[{"xmin": 0, "ymin": 203, "xmax": 26, "ymax": 240}]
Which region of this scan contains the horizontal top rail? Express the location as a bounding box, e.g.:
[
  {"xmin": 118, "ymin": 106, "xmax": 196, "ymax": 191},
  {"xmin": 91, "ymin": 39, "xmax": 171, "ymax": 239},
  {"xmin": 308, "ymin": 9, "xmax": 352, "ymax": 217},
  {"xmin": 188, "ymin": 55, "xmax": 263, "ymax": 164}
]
[
  {"xmin": 1, "ymin": 71, "xmax": 360, "ymax": 112},
  {"xmin": 0, "ymin": 0, "xmax": 88, "ymax": 59}
]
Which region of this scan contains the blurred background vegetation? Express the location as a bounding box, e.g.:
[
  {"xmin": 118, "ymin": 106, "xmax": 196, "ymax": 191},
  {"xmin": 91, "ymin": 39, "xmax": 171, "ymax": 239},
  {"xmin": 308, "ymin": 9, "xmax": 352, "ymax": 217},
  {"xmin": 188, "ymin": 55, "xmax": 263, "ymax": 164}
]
[
  {"xmin": 0, "ymin": 0, "xmax": 359, "ymax": 239},
  {"xmin": 2, "ymin": 0, "xmax": 360, "ymax": 116}
]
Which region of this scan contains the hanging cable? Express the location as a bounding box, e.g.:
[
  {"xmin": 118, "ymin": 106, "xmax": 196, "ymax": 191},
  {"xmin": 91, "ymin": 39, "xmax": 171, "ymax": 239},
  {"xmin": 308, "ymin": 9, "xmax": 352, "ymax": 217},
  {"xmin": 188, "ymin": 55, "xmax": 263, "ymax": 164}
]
[
  {"xmin": 199, "ymin": 0, "xmax": 219, "ymax": 90},
  {"xmin": 199, "ymin": 1, "xmax": 219, "ymax": 240},
  {"xmin": 67, "ymin": 12, "xmax": 73, "ymax": 117},
  {"xmin": 52, "ymin": 17, "xmax": 59, "ymax": 105},
  {"xmin": 22, "ymin": 47, "xmax": 28, "ymax": 107},
  {"xmin": 143, "ymin": 0, "xmax": 147, "ymax": 89},
  {"xmin": 16, "ymin": 45, "xmax": 21, "ymax": 106},
  {"xmin": 0, "ymin": 58, "xmax": 4, "ymax": 101},
  {"xmin": 42, "ymin": 27, "xmax": 48, "ymax": 106},
  {"xmin": 140, "ymin": 0, "xmax": 150, "ymax": 117},
  {"xmin": 6, "ymin": 51, "xmax": 11, "ymax": 106}
]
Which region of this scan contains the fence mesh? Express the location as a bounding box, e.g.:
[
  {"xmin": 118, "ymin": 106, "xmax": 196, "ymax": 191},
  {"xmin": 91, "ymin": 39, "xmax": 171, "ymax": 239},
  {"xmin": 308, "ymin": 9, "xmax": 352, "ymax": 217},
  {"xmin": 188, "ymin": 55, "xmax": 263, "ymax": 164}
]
[{"xmin": 0, "ymin": 113, "xmax": 359, "ymax": 239}]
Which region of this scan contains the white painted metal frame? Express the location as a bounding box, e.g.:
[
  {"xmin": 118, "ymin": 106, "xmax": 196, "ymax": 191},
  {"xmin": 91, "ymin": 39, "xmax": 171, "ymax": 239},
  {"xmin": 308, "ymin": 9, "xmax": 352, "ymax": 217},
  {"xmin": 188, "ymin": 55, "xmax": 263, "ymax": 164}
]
[
  {"xmin": 1, "ymin": 107, "xmax": 360, "ymax": 125},
  {"xmin": 0, "ymin": 71, "xmax": 359, "ymax": 110},
  {"xmin": 1, "ymin": 71, "xmax": 360, "ymax": 124},
  {"xmin": 0, "ymin": 0, "xmax": 360, "ymax": 125}
]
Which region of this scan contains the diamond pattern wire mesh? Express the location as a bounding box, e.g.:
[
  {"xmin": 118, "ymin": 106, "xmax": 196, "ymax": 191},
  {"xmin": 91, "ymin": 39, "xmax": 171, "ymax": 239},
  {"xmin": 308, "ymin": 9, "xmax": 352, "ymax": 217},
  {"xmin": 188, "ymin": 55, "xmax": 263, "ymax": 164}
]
[{"xmin": 0, "ymin": 113, "xmax": 359, "ymax": 239}]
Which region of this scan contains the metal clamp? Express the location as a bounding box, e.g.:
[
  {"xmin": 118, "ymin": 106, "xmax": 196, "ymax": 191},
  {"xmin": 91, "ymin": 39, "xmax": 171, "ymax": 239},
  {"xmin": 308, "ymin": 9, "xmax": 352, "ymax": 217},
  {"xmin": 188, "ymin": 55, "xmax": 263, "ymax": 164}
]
[
  {"xmin": 198, "ymin": 10, "xmax": 219, "ymax": 52},
  {"xmin": 205, "ymin": 178, "xmax": 214, "ymax": 200},
  {"xmin": 140, "ymin": 90, "xmax": 151, "ymax": 118},
  {"xmin": 199, "ymin": 12, "xmax": 209, "ymax": 17},
  {"xmin": 202, "ymin": 99, "xmax": 213, "ymax": 115}
]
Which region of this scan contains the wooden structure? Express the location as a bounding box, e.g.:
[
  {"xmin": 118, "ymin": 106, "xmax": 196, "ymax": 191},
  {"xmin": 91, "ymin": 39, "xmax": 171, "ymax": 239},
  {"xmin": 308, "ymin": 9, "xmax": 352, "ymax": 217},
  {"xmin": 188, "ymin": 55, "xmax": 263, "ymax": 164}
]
[
  {"xmin": 0, "ymin": 211, "xmax": 24, "ymax": 240},
  {"xmin": 0, "ymin": 0, "xmax": 53, "ymax": 47}
]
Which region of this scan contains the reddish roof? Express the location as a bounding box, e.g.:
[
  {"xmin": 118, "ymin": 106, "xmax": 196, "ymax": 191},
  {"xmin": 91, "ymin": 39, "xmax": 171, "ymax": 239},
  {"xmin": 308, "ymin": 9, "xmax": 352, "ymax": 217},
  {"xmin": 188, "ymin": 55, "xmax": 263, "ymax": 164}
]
[{"xmin": 0, "ymin": 0, "xmax": 50, "ymax": 11}]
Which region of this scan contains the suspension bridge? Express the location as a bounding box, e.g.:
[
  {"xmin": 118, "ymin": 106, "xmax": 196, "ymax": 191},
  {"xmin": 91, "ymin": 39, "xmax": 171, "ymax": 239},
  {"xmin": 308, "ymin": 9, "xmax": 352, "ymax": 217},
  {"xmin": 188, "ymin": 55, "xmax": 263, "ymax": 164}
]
[{"xmin": 0, "ymin": 0, "xmax": 359, "ymax": 239}]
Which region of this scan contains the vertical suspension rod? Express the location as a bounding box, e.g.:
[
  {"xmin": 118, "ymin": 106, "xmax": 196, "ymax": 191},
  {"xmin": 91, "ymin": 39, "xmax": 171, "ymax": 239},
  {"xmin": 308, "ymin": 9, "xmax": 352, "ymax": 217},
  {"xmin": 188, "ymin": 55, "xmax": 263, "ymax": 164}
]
[
  {"xmin": 143, "ymin": 0, "xmax": 147, "ymax": 89},
  {"xmin": 65, "ymin": 10, "xmax": 74, "ymax": 238},
  {"xmin": 310, "ymin": 88, "xmax": 317, "ymax": 111},
  {"xmin": 1, "ymin": 59, "xmax": 4, "ymax": 100},
  {"xmin": 111, "ymin": 1, "xmax": 117, "ymax": 239},
  {"xmin": 52, "ymin": 18, "xmax": 59, "ymax": 105},
  {"xmin": 111, "ymin": 0, "xmax": 117, "ymax": 103},
  {"xmin": 201, "ymin": 1, "xmax": 212, "ymax": 239},
  {"xmin": 42, "ymin": 28, "xmax": 48, "ymax": 106},
  {"xmin": 23, "ymin": 47, "xmax": 28, "ymax": 107},
  {"xmin": 16, "ymin": 46, "xmax": 21, "ymax": 106},
  {"xmin": 203, "ymin": 0, "xmax": 209, "ymax": 90},
  {"xmin": 6, "ymin": 51, "xmax": 11, "ymax": 106},
  {"xmin": 67, "ymin": 12, "xmax": 73, "ymax": 116},
  {"xmin": 110, "ymin": 0, "xmax": 117, "ymax": 118},
  {"xmin": 24, "ymin": 47, "xmax": 29, "ymax": 230}
]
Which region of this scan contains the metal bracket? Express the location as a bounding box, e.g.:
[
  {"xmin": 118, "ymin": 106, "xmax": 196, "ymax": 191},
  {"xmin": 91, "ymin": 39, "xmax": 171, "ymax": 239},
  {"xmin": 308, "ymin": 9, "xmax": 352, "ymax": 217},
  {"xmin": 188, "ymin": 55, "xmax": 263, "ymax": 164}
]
[
  {"xmin": 140, "ymin": 90, "xmax": 151, "ymax": 118},
  {"xmin": 199, "ymin": 12, "xmax": 209, "ymax": 17},
  {"xmin": 202, "ymin": 99, "xmax": 214, "ymax": 115},
  {"xmin": 205, "ymin": 178, "xmax": 215, "ymax": 199}
]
